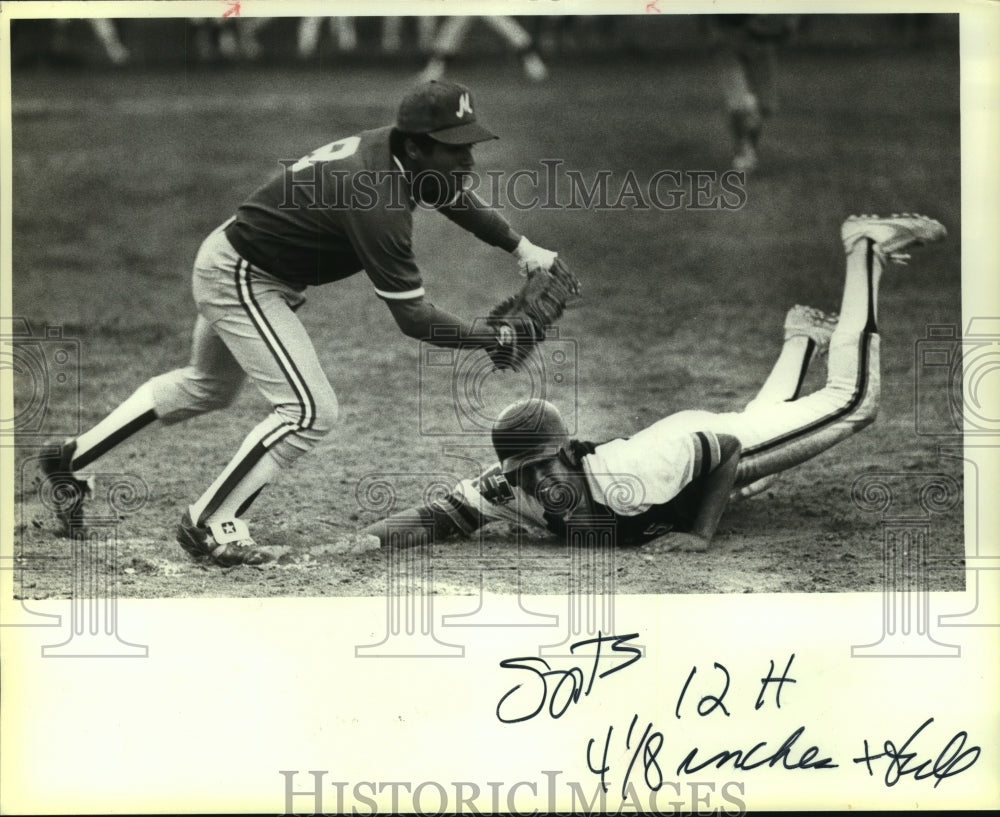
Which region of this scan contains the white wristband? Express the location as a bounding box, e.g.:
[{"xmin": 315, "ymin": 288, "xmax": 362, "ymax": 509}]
[{"xmin": 513, "ymin": 236, "xmax": 535, "ymax": 260}]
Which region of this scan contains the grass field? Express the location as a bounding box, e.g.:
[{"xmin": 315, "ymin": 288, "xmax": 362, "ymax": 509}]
[{"xmin": 9, "ymin": 42, "xmax": 964, "ymax": 598}]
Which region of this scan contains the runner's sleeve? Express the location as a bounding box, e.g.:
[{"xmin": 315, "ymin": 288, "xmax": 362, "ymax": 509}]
[
  {"xmin": 362, "ymin": 467, "xmax": 552, "ymax": 546},
  {"xmin": 433, "ymin": 478, "xmax": 518, "ymax": 533},
  {"xmin": 437, "ymin": 189, "xmax": 521, "ymax": 252},
  {"xmin": 436, "ymin": 469, "xmax": 550, "ymax": 533},
  {"xmin": 587, "ymin": 429, "xmax": 727, "ymax": 515},
  {"xmin": 689, "ymin": 431, "xmax": 727, "ymax": 482}
]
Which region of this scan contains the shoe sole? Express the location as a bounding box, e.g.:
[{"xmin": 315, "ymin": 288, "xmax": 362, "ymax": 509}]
[
  {"xmin": 785, "ymin": 306, "xmax": 838, "ymax": 348},
  {"xmin": 842, "ymin": 213, "xmax": 947, "ymax": 254}
]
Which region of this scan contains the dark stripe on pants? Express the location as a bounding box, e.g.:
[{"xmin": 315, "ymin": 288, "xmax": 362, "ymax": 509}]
[
  {"xmin": 864, "ymin": 239, "xmax": 879, "ymax": 333},
  {"xmin": 233, "ymin": 259, "xmax": 316, "ymax": 432},
  {"xmin": 235, "ymin": 485, "xmax": 266, "ymax": 519},
  {"xmin": 741, "ymin": 240, "xmax": 877, "ymax": 461},
  {"xmin": 197, "ymin": 440, "xmax": 269, "ymax": 526},
  {"xmin": 744, "ymin": 331, "xmax": 872, "ymax": 460},
  {"xmin": 791, "ymin": 339, "xmax": 816, "ymax": 400},
  {"xmin": 71, "ymin": 409, "xmax": 158, "ymax": 471}
]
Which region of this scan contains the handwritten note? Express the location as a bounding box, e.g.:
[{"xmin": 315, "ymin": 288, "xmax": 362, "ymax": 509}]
[
  {"xmin": 496, "ymin": 633, "xmax": 641, "ymax": 723},
  {"xmin": 496, "ymin": 639, "xmax": 982, "ymax": 805},
  {"xmin": 854, "ymin": 717, "xmax": 982, "ymax": 788}
]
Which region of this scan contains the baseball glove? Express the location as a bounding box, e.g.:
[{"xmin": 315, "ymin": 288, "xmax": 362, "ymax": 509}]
[{"xmin": 486, "ymin": 258, "xmax": 581, "ymax": 371}]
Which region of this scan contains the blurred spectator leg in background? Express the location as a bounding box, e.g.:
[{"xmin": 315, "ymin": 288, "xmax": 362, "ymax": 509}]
[
  {"xmin": 709, "ymin": 15, "xmax": 799, "ymax": 173},
  {"xmin": 297, "ymin": 17, "xmax": 357, "ymax": 59},
  {"xmin": 89, "ymin": 19, "xmax": 130, "ymax": 65},
  {"xmin": 238, "ymin": 17, "xmax": 270, "ymax": 60},
  {"xmin": 336, "ymin": 17, "xmax": 358, "ymax": 52},
  {"xmin": 188, "ymin": 18, "xmax": 233, "ymax": 61},
  {"xmin": 420, "ymin": 16, "xmax": 548, "ymax": 82},
  {"xmin": 188, "ymin": 17, "xmax": 270, "ymax": 62},
  {"xmin": 719, "ymin": 42, "xmax": 769, "ymax": 173},
  {"xmin": 53, "ymin": 18, "xmax": 130, "ymax": 65}
]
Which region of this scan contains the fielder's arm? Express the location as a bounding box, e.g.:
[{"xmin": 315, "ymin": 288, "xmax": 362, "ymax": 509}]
[
  {"xmin": 439, "ymin": 190, "xmax": 558, "ymax": 274},
  {"xmin": 438, "ymin": 189, "xmax": 521, "ymax": 252},
  {"xmin": 385, "ymin": 296, "xmax": 497, "ymax": 349}
]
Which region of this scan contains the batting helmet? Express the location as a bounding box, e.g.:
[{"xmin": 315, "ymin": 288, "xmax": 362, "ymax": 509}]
[{"xmin": 492, "ymin": 398, "xmax": 569, "ymax": 476}]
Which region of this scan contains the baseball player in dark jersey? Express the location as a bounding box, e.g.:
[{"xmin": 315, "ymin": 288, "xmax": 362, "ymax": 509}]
[
  {"xmin": 363, "ymin": 214, "xmax": 947, "ymax": 553},
  {"xmin": 39, "ymin": 80, "xmax": 562, "ymax": 567}
]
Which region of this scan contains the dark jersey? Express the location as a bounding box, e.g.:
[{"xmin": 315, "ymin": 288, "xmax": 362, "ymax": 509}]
[{"xmin": 224, "ymin": 126, "xmax": 519, "ymax": 292}]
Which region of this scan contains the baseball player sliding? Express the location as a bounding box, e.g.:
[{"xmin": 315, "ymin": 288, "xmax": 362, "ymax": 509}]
[
  {"xmin": 39, "ymin": 80, "xmax": 564, "ymax": 567},
  {"xmin": 363, "ymin": 214, "xmax": 947, "ymax": 553}
]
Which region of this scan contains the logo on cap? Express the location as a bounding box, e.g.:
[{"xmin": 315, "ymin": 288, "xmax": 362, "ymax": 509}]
[{"xmin": 396, "ymin": 80, "xmax": 497, "ymax": 144}]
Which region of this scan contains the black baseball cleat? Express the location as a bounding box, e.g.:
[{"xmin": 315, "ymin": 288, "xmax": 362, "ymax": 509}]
[
  {"xmin": 38, "ymin": 439, "xmax": 92, "ymax": 536},
  {"xmin": 176, "ymin": 511, "xmax": 273, "ymax": 567}
]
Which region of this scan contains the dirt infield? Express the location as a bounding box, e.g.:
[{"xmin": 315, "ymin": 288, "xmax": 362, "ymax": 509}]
[{"xmin": 9, "ymin": 44, "xmax": 964, "ymax": 599}]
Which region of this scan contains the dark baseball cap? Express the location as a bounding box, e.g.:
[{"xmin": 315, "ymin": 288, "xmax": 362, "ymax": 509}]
[
  {"xmin": 492, "ymin": 399, "xmax": 570, "ymax": 476},
  {"xmin": 396, "ymin": 80, "xmax": 497, "ymax": 145}
]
